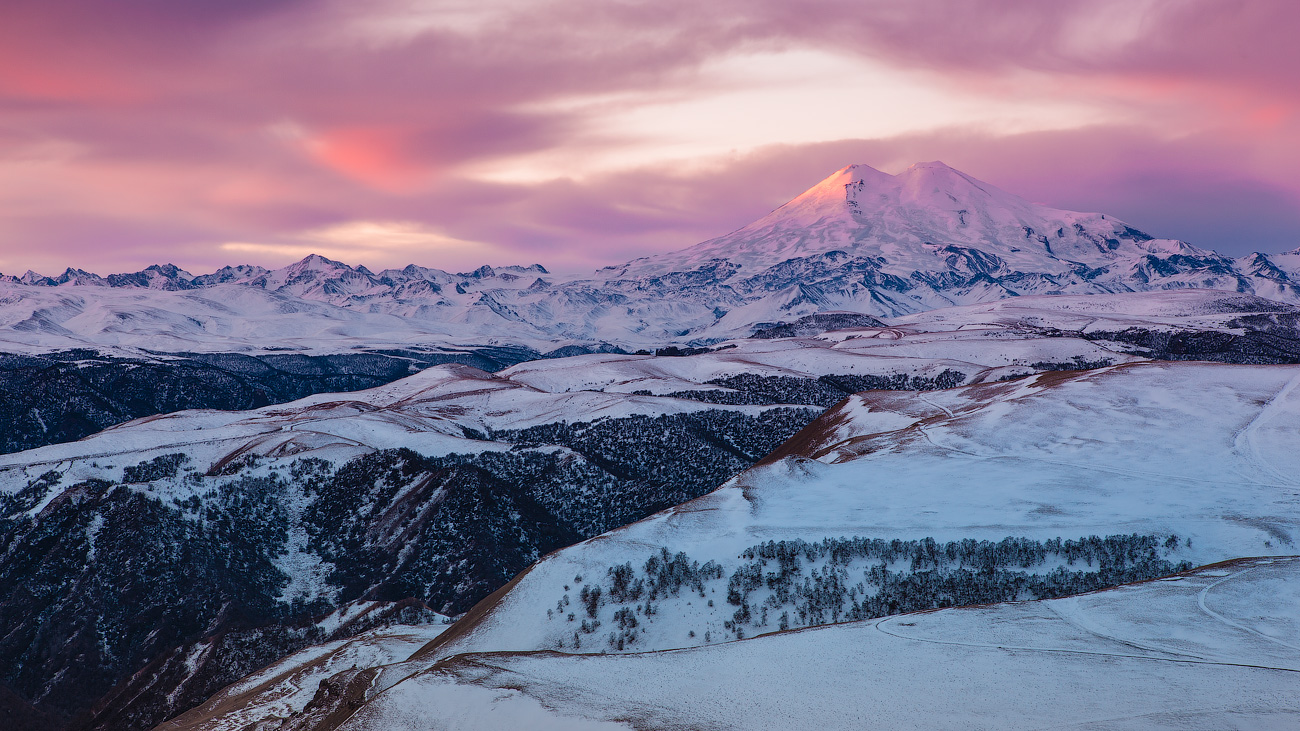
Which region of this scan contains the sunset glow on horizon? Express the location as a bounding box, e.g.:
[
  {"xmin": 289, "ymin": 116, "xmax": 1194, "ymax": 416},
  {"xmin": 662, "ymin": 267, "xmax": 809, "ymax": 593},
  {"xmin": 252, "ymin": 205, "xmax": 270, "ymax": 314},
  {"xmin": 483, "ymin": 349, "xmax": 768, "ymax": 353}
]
[{"xmin": 1, "ymin": 0, "xmax": 1298, "ymax": 276}]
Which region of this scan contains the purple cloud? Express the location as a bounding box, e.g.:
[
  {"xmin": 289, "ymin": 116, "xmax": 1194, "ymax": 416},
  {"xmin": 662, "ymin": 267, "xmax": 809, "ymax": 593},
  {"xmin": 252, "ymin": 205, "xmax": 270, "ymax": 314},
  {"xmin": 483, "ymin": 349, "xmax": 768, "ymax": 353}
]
[{"xmin": 0, "ymin": 0, "xmax": 1296, "ymax": 274}]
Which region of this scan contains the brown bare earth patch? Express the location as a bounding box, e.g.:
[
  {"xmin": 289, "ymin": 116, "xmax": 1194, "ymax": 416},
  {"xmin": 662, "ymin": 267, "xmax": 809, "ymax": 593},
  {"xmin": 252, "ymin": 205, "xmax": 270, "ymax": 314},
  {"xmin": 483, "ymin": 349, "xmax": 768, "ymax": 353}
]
[
  {"xmin": 408, "ymin": 563, "xmax": 540, "ymax": 664},
  {"xmin": 754, "ymin": 396, "xmax": 856, "ymax": 466},
  {"xmin": 153, "ymin": 599, "xmax": 437, "ymax": 731}
]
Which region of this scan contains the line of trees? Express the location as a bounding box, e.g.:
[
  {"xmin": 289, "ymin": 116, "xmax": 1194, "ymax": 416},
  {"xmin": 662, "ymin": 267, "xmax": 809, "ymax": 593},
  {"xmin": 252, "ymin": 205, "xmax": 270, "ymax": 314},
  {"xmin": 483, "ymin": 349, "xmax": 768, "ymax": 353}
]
[{"xmin": 552, "ymin": 533, "xmax": 1191, "ymax": 649}]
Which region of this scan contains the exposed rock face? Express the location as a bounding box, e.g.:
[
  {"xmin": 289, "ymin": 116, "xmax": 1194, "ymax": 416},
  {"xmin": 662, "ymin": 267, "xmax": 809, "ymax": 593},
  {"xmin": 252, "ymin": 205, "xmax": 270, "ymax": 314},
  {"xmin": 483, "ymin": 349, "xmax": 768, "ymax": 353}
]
[{"xmin": 751, "ymin": 312, "xmax": 886, "ymax": 339}]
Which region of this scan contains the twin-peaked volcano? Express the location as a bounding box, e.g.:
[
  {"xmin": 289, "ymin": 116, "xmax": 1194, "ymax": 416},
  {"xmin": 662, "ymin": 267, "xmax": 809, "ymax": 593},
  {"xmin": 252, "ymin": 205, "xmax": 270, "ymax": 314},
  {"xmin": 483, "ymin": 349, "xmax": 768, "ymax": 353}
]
[{"xmin": 606, "ymin": 161, "xmax": 1204, "ymax": 279}]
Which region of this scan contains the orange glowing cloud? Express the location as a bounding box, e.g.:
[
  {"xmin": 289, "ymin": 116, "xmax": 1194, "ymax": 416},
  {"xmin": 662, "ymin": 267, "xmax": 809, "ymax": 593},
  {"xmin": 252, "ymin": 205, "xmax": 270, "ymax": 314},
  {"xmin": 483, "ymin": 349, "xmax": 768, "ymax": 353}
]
[
  {"xmin": 1246, "ymin": 105, "xmax": 1291, "ymax": 133},
  {"xmin": 0, "ymin": 63, "xmax": 144, "ymax": 104},
  {"xmin": 304, "ymin": 126, "xmax": 432, "ymax": 192}
]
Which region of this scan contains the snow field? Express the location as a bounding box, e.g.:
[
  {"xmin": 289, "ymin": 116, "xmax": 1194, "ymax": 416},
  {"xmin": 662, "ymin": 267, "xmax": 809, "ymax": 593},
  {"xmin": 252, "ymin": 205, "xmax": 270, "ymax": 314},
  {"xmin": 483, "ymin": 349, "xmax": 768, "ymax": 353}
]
[{"xmin": 342, "ymin": 559, "xmax": 1300, "ymax": 731}]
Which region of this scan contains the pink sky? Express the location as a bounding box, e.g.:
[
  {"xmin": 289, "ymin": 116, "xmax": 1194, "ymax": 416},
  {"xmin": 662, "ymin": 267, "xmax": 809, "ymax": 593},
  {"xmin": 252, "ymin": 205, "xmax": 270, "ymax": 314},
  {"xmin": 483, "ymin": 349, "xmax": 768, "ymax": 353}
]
[{"xmin": 1, "ymin": 0, "xmax": 1297, "ymax": 276}]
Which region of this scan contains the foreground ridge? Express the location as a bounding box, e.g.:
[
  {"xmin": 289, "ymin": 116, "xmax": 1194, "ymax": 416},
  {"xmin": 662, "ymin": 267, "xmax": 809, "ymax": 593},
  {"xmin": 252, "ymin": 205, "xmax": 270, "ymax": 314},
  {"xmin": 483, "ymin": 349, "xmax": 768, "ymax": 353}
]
[
  {"xmin": 162, "ymin": 358, "xmax": 1300, "ymax": 730},
  {"xmin": 335, "ymin": 557, "xmax": 1299, "ymax": 731}
]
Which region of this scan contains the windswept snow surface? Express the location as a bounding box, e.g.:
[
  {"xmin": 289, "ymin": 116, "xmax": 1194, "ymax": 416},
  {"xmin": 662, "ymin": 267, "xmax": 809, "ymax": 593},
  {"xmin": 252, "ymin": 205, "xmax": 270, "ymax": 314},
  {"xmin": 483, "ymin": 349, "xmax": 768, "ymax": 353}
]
[{"xmin": 341, "ymin": 558, "xmax": 1300, "ymax": 731}]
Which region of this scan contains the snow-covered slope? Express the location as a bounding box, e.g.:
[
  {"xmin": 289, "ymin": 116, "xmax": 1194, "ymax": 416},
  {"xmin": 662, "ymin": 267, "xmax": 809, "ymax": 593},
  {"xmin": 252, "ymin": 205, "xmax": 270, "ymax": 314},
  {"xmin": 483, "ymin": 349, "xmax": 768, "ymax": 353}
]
[
  {"xmin": 329, "ymin": 557, "xmax": 1300, "ymax": 731},
  {"xmin": 608, "ymin": 161, "xmax": 1204, "ymax": 279},
  {"xmin": 167, "ymin": 357, "xmax": 1300, "ymax": 730},
  {"xmin": 11, "ymin": 317, "xmax": 1063, "ymax": 730},
  {"xmin": 5, "ymin": 164, "xmax": 1300, "ymax": 352},
  {"xmin": 0, "ymin": 360, "xmax": 787, "ymax": 489},
  {"xmin": 394, "ymin": 360, "xmax": 1300, "ymax": 660},
  {"xmin": 12, "ymin": 292, "xmax": 1259, "ymax": 730},
  {"xmin": 154, "ymin": 621, "xmax": 452, "ymax": 731},
  {"xmin": 5, "ymin": 291, "xmax": 1299, "ymax": 729}
]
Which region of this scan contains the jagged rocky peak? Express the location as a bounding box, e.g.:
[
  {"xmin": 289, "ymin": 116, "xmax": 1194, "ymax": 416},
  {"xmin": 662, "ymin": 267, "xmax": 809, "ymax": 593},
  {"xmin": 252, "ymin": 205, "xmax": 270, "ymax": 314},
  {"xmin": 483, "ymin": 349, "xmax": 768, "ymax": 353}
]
[
  {"xmin": 105, "ymin": 263, "xmax": 196, "ymax": 290},
  {"xmin": 143, "ymin": 263, "xmax": 189, "ymax": 278},
  {"xmin": 190, "ymin": 263, "xmax": 268, "ymax": 286},
  {"xmin": 54, "ymin": 267, "xmax": 107, "ymax": 286},
  {"xmin": 5, "ymin": 270, "xmax": 55, "ymax": 286},
  {"xmin": 499, "ymin": 263, "xmax": 549, "ymax": 275},
  {"xmin": 285, "ymin": 253, "xmax": 352, "ymax": 273},
  {"xmin": 251, "ymin": 254, "xmax": 382, "ymax": 294}
]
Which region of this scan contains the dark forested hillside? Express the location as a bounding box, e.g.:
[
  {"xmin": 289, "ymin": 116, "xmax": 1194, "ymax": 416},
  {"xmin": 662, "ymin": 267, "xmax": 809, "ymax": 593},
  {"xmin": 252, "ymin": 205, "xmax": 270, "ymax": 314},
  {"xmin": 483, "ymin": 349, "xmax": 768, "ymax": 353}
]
[
  {"xmin": 0, "ymin": 347, "xmax": 537, "ymax": 455},
  {"xmin": 0, "ymin": 408, "xmax": 815, "ymax": 730}
]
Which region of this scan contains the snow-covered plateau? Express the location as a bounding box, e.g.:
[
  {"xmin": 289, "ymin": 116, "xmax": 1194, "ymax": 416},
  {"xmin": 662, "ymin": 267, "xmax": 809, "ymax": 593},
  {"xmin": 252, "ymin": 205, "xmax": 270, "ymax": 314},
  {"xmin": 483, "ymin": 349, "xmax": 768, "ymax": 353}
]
[
  {"xmin": 6, "ymin": 287, "xmax": 1291, "ymax": 493},
  {"xmin": 3, "ymin": 290, "xmax": 1300, "ymax": 730}
]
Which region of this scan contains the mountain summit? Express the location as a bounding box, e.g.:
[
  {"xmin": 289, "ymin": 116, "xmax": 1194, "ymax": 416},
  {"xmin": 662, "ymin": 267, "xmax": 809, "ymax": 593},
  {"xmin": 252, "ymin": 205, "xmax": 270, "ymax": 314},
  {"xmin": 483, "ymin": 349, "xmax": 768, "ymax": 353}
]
[{"xmin": 608, "ymin": 161, "xmax": 1202, "ymax": 279}]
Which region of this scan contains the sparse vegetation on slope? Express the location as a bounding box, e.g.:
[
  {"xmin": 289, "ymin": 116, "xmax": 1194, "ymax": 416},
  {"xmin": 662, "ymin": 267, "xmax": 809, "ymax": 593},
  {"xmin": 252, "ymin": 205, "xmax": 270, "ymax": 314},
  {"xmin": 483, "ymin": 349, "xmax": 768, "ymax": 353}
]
[{"xmin": 555, "ymin": 535, "xmax": 1192, "ymax": 649}]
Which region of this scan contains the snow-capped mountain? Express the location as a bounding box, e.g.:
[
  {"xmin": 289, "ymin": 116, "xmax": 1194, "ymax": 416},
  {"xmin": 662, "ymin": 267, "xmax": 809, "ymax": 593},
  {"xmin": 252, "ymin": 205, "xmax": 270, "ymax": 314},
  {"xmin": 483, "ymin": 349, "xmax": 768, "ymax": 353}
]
[
  {"xmin": 0, "ymin": 260, "xmax": 568, "ymax": 355},
  {"xmin": 7, "ymin": 157, "xmax": 1300, "ymax": 730},
  {"xmin": 609, "ymin": 161, "xmax": 1201, "ymax": 278},
  {"xmin": 4, "ymin": 162, "xmax": 1300, "ymax": 353}
]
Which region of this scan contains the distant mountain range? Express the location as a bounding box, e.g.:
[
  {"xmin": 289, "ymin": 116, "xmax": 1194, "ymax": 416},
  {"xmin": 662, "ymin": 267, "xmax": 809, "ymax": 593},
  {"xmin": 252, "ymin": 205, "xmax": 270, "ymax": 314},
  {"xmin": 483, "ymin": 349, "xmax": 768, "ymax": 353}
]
[{"xmin": 4, "ymin": 161, "xmax": 1300, "ymax": 353}]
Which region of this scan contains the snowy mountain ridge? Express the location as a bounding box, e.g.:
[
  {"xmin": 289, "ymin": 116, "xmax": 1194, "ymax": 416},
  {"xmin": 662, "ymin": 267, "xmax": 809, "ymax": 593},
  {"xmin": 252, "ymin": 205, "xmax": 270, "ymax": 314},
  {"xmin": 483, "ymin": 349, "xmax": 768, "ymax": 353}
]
[{"xmin": 4, "ymin": 162, "xmax": 1300, "ymax": 353}]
